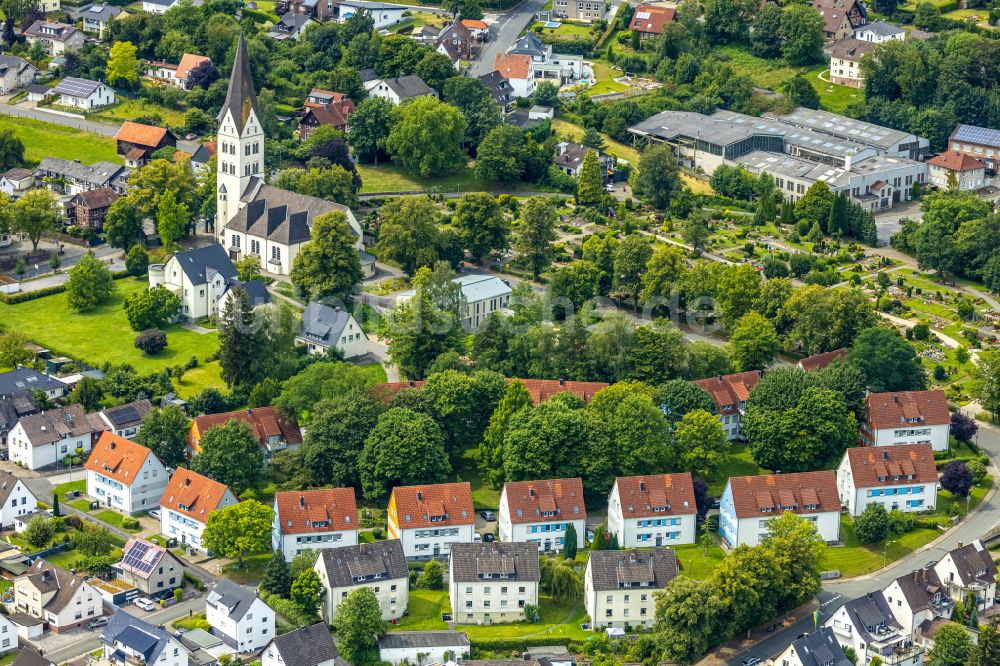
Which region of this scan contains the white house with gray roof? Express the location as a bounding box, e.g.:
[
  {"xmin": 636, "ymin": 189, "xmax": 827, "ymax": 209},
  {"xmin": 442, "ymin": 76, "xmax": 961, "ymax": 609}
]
[
  {"xmin": 0, "ymin": 368, "xmax": 67, "ymax": 401},
  {"xmin": 775, "ymin": 627, "xmax": 853, "ymax": 666},
  {"xmin": 97, "ymin": 399, "xmax": 152, "ymax": 439},
  {"xmin": 337, "ymin": 0, "xmax": 407, "ymax": 28},
  {"xmin": 934, "ymin": 540, "xmax": 997, "ymax": 613},
  {"xmin": 12, "ymin": 559, "xmax": 101, "ymax": 633},
  {"xmin": 399, "ymin": 274, "xmax": 511, "ymax": 330},
  {"xmin": 0, "ymin": 469, "xmax": 39, "ymax": 530},
  {"xmin": 262, "ymin": 622, "xmax": 345, "ymax": 666},
  {"xmin": 448, "ymin": 542, "xmax": 539, "ymax": 625},
  {"xmin": 314, "ymin": 541, "xmax": 409, "ymax": 624},
  {"xmin": 364, "ymin": 75, "xmax": 438, "ymax": 104},
  {"xmin": 149, "ymin": 244, "xmax": 238, "ymax": 321},
  {"xmin": 23, "ymin": 21, "xmax": 83, "ymax": 55},
  {"xmin": 217, "ymin": 279, "xmax": 271, "ymax": 317},
  {"xmin": 8, "ymin": 404, "xmax": 106, "ymax": 470},
  {"xmin": 824, "ymin": 591, "xmax": 923, "ymax": 666},
  {"xmin": 100, "ymin": 611, "xmax": 189, "ymax": 666},
  {"xmin": 76, "ymin": 3, "xmax": 121, "ymax": 36},
  {"xmin": 584, "ymin": 549, "xmax": 678, "ymax": 630},
  {"xmin": 50, "ymin": 77, "xmax": 115, "ymax": 109},
  {"xmin": 206, "ymin": 579, "xmax": 274, "ymax": 653},
  {"xmin": 0, "ymin": 56, "xmax": 36, "ymax": 94},
  {"xmin": 379, "ymin": 631, "xmax": 471, "ymax": 665},
  {"xmin": 297, "ymin": 301, "xmax": 368, "ymax": 358},
  {"xmin": 854, "ymin": 20, "xmax": 906, "ymax": 43}
]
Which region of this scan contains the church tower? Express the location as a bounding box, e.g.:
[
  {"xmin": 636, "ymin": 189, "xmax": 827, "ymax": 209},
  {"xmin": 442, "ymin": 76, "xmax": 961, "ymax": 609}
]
[{"xmin": 216, "ymin": 34, "xmax": 264, "ymax": 231}]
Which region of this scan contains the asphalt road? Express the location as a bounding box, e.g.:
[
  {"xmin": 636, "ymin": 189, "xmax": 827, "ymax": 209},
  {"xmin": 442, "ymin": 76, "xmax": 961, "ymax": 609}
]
[
  {"xmin": 722, "ymin": 418, "xmax": 1000, "ymax": 665},
  {"xmin": 468, "ymin": 0, "xmax": 549, "ymax": 77}
]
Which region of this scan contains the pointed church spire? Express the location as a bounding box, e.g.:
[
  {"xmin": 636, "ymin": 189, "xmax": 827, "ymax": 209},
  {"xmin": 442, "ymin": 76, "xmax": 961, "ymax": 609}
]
[{"xmin": 218, "ymin": 33, "xmax": 260, "ymax": 134}]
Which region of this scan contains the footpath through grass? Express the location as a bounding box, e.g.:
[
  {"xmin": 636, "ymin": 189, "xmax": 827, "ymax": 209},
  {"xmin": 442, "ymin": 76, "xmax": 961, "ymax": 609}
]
[
  {"xmin": 0, "ymin": 115, "xmax": 120, "ymax": 165},
  {"xmin": 0, "ymin": 277, "xmax": 221, "ymax": 375}
]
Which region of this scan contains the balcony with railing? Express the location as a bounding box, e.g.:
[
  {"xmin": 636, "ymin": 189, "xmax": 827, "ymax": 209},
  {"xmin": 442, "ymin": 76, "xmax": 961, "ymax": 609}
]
[{"xmin": 867, "ymin": 642, "xmax": 923, "ymax": 665}]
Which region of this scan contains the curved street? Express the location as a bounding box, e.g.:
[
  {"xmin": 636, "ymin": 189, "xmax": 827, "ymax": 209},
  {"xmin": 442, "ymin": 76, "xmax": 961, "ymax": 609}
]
[{"xmin": 717, "ymin": 415, "xmax": 1000, "ymax": 665}]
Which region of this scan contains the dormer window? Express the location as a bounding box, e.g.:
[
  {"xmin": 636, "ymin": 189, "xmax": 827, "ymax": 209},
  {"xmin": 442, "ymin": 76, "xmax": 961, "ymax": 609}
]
[{"xmin": 760, "ymin": 507, "xmax": 772, "ymax": 513}]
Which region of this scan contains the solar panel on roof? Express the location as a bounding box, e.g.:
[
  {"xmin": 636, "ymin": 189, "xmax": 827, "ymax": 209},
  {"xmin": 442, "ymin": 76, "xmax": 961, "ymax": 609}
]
[
  {"xmin": 636, "ymin": 11, "xmax": 650, "ymax": 18},
  {"xmin": 122, "ymin": 540, "xmax": 161, "ymax": 576}
]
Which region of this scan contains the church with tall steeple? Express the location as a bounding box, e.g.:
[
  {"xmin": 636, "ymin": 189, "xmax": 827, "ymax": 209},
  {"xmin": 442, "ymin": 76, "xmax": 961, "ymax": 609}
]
[{"xmin": 216, "ymin": 35, "xmax": 370, "ymax": 277}]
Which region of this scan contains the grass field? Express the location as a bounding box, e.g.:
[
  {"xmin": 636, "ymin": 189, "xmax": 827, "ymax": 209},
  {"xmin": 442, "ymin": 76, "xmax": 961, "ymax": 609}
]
[
  {"xmin": 707, "ymin": 444, "xmax": 767, "ymax": 496},
  {"xmin": 90, "ymin": 98, "xmax": 187, "ymax": 128},
  {"xmin": 551, "ymin": 118, "xmax": 639, "ymax": 163},
  {"xmin": 392, "ymin": 588, "xmax": 451, "ymax": 630},
  {"xmin": 0, "ymin": 115, "xmax": 120, "ymax": 165},
  {"xmin": 456, "ymin": 446, "xmax": 501, "ymax": 508},
  {"xmin": 715, "ymin": 46, "xmax": 802, "ymax": 91},
  {"xmin": 821, "ymin": 515, "xmax": 940, "ymax": 577},
  {"xmin": 358, "ymin": 163, "xmax": 558, "ymax": 194},
  {"xmin": 587, "ymin": 60, "xmax": 629, "ymax": 95},
  {"xmin": 95, "ymin": 509, "xmax": 143, "ymax": 532},
  {"xmin": 0, "ymin": 278, "xmax": 221, "ymax": 374},
  {"xmin": 54, "ymin": 480, "xmax": 87, "ymax": 498},
  {"xmin": 675, "ymin": 543, "xmax": 726, "ymax": 579},
  {"xmin": 804, "ymin": 66, "xmax": 863, "ymax": 115},
  {"xmin": 223, "ymin": 552, "xmax": 271, "ymax": 584},
  {"xmin": 173, "ymin": 361, "xmax": 225, "ymax": 399}
]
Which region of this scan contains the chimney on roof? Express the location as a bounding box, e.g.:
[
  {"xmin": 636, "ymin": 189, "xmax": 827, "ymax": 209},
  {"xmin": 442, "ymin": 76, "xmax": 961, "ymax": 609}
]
[
  {"xmin": 882, "ymin": 450, "xmax": 888, "ymax": 460},
  {"xmin": 639, "ymin": 481, "xmax": 645, "ymax": 491},
  {"xmin": 417, "ymin": 491, "xmax": 423, "ymax": 501},
  {"xmin": 184, "ymin": 477, "xmax": 191, "ymax": 486},
  {"xmin": 408, "ymin": 380, "xmax": 415, "ymax": 387},
  {"xmin": 110, "ymin": 440, "xmax": 116, "ymax": 449},
  {"xmin": 559, "ymin": 378, "xmax": 565, "ymax": 385},
  {"xmin": 359, "ymin": 543, "xmax": 366, "ymax": 555},
  {"xmin": 718, "ymin": 375, "xmax": 723, "ymax": 381},
  {"xmin": 529, "ymin": 488, "xmax": 535, "ymax": 497},
  {"xmin": 300, "ymin": 495, "xmax": 305, "ymax": 508},
  {"xmin": 959, "ymin": 541, "xmax": 963, "ymax": 548}
]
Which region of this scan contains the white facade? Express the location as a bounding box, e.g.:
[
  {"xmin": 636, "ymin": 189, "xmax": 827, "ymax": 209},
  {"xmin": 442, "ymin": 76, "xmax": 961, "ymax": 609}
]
[
  {"xmin": 506, "ymin": 74, "xmax": 535, "ymax": 99},
  {"xmin": 935, "ymin": 546, "xmax": 996, "ymax": 613},
  {"xmin": 379, "ymin": 633, "xmax": 470, "ymax": 665},
  {"xmin": 606, "ymin": 484, "xmax": 697, "ymax": 549},
  {"xmin": 339, "ymin": 2, "xmax": 405, "ymax": 28},
  {"xmin": 0, "ymin": 59, "xmax": 36, "ymax": 94},
  {"xmin": 153, "ymin": 257, "xmax": 229, "ymax": 321},
  {"xmin": 882, "ymin": 578, "xmax": 942, "ymax": 641},
  {"xmin": 7, "ymin": 420, "xmax": 96, "ymax": 471},
  {"xmin": 719, "ymin": 506, "xmax": 841, "ymax": 548},
  {"xmin": 141, "ymin": 0, "xmax": 179, "ymax": 13},
  {"xmin": 836, "ymin": 455, "xmax": 937, "ymax": 517},
  {"xmin": 12, "ymin": 564, "xmax": 101, "ymax": 632},
  {"xmin": 314, "ymin": 563, "xmax": 408, "ymax": 624},
  {"xmin": 854, "ymin": 23, "xmax": 905, "ymax": 42},
  {"xmin": 159, "ymin": 490, "xmax": 238, "ymax": 554},
  {"xmin": 206, "ymin": 591, "xmax": 274, "ymax": 653},
  {"xmin": 448, "ymin": 574, "xmax": 538, "ymax": 625},
  {"xmin": 391, "ymin": 523, "xmax": 475, "ymax": 560},
  {"xmin": 583, "ymin": 572, "xmax": 658, "ymax": 629},
  {"xmin": 497, "ymin": 494, "xmax": 585, "ymax": 554},
  {"xmin": 0, "ymin": 474, "xmax": 38, "ymax": 530},
  {"xmin": 398, "ymin": 274, "xmax": 512, "ymax": 331},
  {"xmin": 928, "ymin": 162, "xmax": 987, "ymax": 191},
  {"xmin": 864, "ymin": 422, "xmax": 950, "ymax": 452},
  {"xmin": 0, "ymin": 615, "xmax": 15, "ymax": 655},
  {"xmin": 58, "ymin": 83, "xmax": 115, "ymax": 109},
  {"xmin": 216, "ymin": 95, "xmax": 264, "ymax": 229},
  {"xmin": 86, "ymin": 453, "xmax": 169, "ymax": 515},
  {"xmin": 102, "ymin": 632, "xmax": 188, "ymax": 666}
]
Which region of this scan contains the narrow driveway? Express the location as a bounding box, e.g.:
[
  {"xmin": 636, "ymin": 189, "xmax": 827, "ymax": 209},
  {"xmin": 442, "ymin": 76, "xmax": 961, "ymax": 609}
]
[{"xmin": 468, "ymin": 0, "xmax": 548, "ymax": 77}]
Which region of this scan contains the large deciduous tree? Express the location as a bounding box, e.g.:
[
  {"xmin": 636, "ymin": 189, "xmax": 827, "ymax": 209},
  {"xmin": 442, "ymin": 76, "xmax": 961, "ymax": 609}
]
[
  {"xmin": 673, "ymin": 409, "xmax": 729, "ymax": 477},
  {"xmin": 135, "ymin": 405, "xmax": 190, "ymax": 468},
  {"xmin": 728, "ymin": 312, "xmax": 781, "ymax": 371},
  {"xmin": 123, "ymin": 287, "xmax": 181, "ymax": 331},
  {"xmin": 301, "ymin": 390, "xmax": 384, "ymax": 487},
  {"xmin": 631, "ymin": 143, "xmax": 681, "ymax": 209},
  {"xmin": 191, "ymin": 419, "xmax": 266, "ymax": 492},
  {"xmin": 480, "ymin": 379, "xmax": 533, "ymax": 487},
  {"xmin": 359, "ymin": 407, "xmax": 451, "ymax": 501},
  {"xmin": 374, "ymin": 197, "xmax": 441, "ymax": 276},
  {"xmin": 454, "ymin": 192, "xmax": 508, "ymax": 263},
  {"xmin": 291, "ymin": 210, "xmax": 362, "ymax": 302},
  {"xmin": 385, "ymin": 97, "xmax": 468, "ymax": 177},
  {"xmin": 347, "ymin": 97, "xmax": 395, "ymax": 163},
  {"xmin": 847, "ymin": 327, "xmax": 927, "ymax": 392},
  {"xmin": 333, "ymin": 587, "xmax": 388, "ymax": 666},
  {"xmin": 202, "ymin": 499, "xmax": 273, "ymax": 567},
  {"xmin": 106, "ymin": 40, "xmax": 140, "ymax": 89},
  {"xmin": 66, "ymin": 252, "xmax": 116, "ymax": 311},
  {"xmin": 14, "ymin": 188, "xmax": 60, "ymax": 251},
  {"xmin": 514, "ymin": 197, "xmax": 557, "ymax": 279}
]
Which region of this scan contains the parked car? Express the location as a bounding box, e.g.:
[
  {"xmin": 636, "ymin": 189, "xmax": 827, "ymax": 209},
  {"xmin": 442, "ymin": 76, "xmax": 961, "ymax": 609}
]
[
  {"xmin": 742, "ymin": 658, "xmax": 761, "ymax": 666},
  {"xmin": 134, "ymin": 597, "xmax": 156, "ymax": 611},
  {"xmin": 148, "ymin": 509, "xmax": 160, "ymax": 519},
  {"xmin": 474, "ymin": 534, "xmax": 483, "ymax": 542},
  {"xmin": 483, "ymin": 533, "xmax": 496, "ymax": 542},
  {"xmin": 604, "ymin": 183, "xmax": 615, "ymax": 193},
  {"xmin": 87, "ymin": 616, "xmax": 109, "ymax": 629},
  {"xmin": 480, "ymin": 510, "xmax": 495, "ymax": 521}
]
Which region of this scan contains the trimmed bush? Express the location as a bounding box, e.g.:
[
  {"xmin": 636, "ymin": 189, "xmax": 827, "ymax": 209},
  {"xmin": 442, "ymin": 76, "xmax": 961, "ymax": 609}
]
[{"xmin": 135, "ymin": 328, "xmax": 168, "ymax": 354}]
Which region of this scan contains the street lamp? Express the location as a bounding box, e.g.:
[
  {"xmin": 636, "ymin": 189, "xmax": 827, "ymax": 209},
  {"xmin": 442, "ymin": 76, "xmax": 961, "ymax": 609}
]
[{"xmin": 882, "ymin": 539, "xmax": 898, "ymax": 569}]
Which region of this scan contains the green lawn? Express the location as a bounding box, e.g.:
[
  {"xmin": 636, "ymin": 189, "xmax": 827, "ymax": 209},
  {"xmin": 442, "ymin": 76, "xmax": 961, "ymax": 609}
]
[
  {"xmin": 46, "ymin": 546, "xmax": 124, "ymax": 570},
  {"xmin": 356, "ymin": 361, "xmax": 388, "ymax": 384},
  {"xmin": 223, "ymin": 552, "xmax": 271, "ymax": 585},
  {"xmin": 588, "ymin": 60, "xmax": 629, "ymax": 95},
  {"xmin": 532, "ymin": 21, "xmax": 599, "ymax": 41},
  {"xmin": 357, "ymin": 163, "xmax": 558, "ymax": 194},
  {"xmin": 89, "ymin": 98, "xmax": 187, "ymax": 128},
  {"xmin": 0, "ymin": 115, "xmax": 120, "ymax": 166},
  {"xmin": 804, "ymin": 66, "xmax": 864, "ymax": 114},
  {"xmin": 456, "ymin": 446, "xmax": 501, "ymax": 509},
  {"xmin": 68, "ymin": 499, "xmax": 92, "ymax": 511},
  {"xmin": 821, "ymin": 514, "xmax": 941, "ymax": 577},
  {"xmin": 675, "ymin": 542, "xmax": 726, "ymax": 579},
  {"xmin": 936, "ymin": 475, "xmax": 992, "ymax": 519},
  {"xmin": 0, "ymin": 278, "xmax": 221, "ymax": 375},
  {"xmin": 461, "ymin": 596, "xmax": 590, "ymax": 641},
  {"xmin": 173, "ymin": 361, "xmax": 225, "ymax": 399},
  {"xmin": 392, "ymin": 588, "xmax": 450, "ymax": 630},
  {"xmin": 54, "ymin": 480, "xmax": 87, "ymax": 498},
  {"xmin": 95, "ymin": 509, "xmax": 142, "ymax": 532},
  {"xmin": 172, "ymin": 613, "xmax": 211, "ymax": 631},
  {"xmin": 707, "ymin": 444, "xmax": 768, "ymax": 497}
]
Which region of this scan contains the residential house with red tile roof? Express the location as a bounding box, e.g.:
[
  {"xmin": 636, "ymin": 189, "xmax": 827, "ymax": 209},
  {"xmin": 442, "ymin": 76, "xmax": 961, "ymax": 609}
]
[
  {"xmin": 498, "ymin": 478, "xmax": 586, "ymax": 552},
  {"xmin": 693, "ymin": 371, "xmax": 761, "ymax": 441},
  {"xmin": 492, "ymin": 53, "xmax": 535, "ymax": 98},
  {"xmin": 629, "ymin": 4, "xmax": 675, "ymax": 38},
  {"xmin": 85, "ymin": 432, "xmax": 169, "ymax": 515},
  {"xmin": 188, "ymin": 406, "xmax": 303, "ymax": 458},
  {"xmin": 798, "ymin": 348, "xmax": 848, "ymax": 372},
  {"xmin": 387, "ymin": 482, "xmax": 475, "ymax": 559},
  {"xmin": 114, "ymin": 121, "xmax": 177, "ymax": 168},
  {"xmin": 927, "ymin": 151, "xmax": 988, "ymax": 191},
  {"xmin": 837, "ymin": 444, "xmax": 937, "ymax": 516},
  {"xmin": 607, "ymin": 473, "xmax": 697, "ymax": 548},
  {"xmin": 373, "ymin": 378, "xmax": 609, "ymax": 405},
  {"xmin": 861, "ymin": 390, "xmax": 951, "ymax": 452},
  {"xmin": 272, "ymin": 488, "xmax": 358, "ymax": 561},
  {"xmin": 158, "ymin": 468, "xmax": 238, "ymax": 553},
  {"xmin": 297, "ymin": 88, "xmax": 356, "ymax": 140},
  {"xmin": 719, "ymin": 470, "xmax": 840, "ymax": 547}
]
